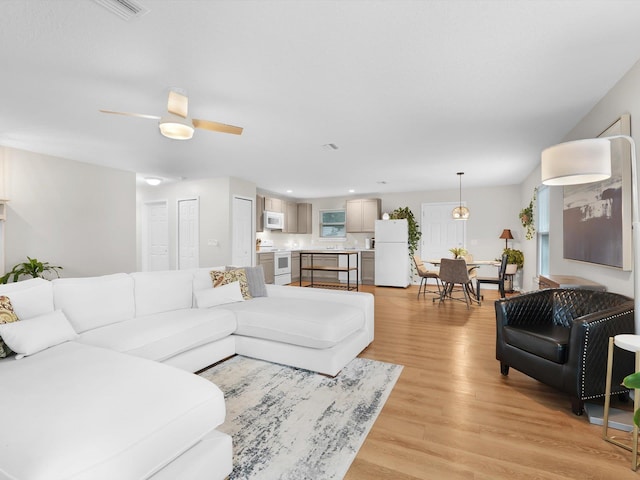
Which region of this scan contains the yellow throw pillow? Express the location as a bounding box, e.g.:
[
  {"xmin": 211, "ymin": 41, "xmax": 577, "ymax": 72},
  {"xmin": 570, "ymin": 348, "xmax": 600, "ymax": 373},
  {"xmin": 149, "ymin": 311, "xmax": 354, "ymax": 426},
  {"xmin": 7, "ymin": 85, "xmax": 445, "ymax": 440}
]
[
  {"xmin": 0, "ymin": 295, "xmax": 20, "ymax": 358},
  {"xmin": 210, "ymin": 269, "xmax": 252, "ymax": 300}
]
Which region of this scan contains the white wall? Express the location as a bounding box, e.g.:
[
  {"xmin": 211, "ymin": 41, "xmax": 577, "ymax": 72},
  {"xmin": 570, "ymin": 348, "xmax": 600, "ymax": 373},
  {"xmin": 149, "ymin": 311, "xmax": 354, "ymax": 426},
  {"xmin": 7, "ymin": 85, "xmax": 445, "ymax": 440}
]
[
  {"xmin": 137, "ymin": 176, "xmax": 256, "ymax": 270},
  {"xmin": 2, "ymin": 147, "xmax": 136, "ymax": 278},
  {"xmin": 520, "ymin": 58, "xmax": 640, "ymax": 297}
]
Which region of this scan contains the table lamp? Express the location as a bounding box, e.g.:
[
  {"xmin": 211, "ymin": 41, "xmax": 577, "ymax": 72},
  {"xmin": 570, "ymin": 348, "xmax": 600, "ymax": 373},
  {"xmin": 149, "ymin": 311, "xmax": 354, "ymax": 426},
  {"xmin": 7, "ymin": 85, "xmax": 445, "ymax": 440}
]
[{"xmin": 499, "ymin": 229, "xmax": 514, "ymax": 249}]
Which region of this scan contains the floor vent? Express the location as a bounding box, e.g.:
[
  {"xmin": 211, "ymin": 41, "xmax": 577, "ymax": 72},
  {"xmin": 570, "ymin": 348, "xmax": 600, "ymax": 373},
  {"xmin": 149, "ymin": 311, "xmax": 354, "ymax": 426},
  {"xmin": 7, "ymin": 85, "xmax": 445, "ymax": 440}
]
[{"xmin": 93, "ymin": 0, "xmax": 149, "ymax": 21}]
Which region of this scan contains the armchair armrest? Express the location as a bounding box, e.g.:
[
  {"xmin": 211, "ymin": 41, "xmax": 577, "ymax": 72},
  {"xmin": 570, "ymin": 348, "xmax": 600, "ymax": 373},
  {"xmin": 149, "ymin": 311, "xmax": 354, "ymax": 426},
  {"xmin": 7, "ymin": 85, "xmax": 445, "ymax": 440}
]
[{"xmin": 564, "ymin": 303, "xmax": 635, "ymax": 400}]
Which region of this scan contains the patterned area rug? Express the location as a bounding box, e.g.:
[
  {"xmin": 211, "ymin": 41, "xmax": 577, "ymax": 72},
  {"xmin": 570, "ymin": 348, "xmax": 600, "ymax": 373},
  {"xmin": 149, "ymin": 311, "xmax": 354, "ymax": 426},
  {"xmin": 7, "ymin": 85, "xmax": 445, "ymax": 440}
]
[{"xmin": 199, "ymin": 355, "xmax": 403, "ymax": 480}]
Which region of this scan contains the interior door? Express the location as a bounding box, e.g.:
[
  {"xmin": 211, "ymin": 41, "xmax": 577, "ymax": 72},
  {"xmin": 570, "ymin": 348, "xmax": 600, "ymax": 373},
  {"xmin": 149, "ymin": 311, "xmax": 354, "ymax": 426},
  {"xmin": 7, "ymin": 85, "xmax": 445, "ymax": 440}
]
[
  {"xmin": 232, "ymin": 196, "xmax": 254, "ymax": 267},
  {"xmin": 421, "ymin": 202, "xmax": 466, "ymax": 264},
  {"xmin": 177, "ymin": 198, "xmax": 199, "ymax": 270},
  {"xmin": 143, "ymin": 200, "xmax": 169, "ymax": 271}
]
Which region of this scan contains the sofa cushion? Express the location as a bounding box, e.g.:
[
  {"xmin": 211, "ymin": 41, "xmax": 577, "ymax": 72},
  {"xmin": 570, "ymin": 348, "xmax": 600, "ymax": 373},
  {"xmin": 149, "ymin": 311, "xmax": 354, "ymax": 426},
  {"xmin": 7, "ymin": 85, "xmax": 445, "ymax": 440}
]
[
  {"xmin": 52, "ymin": 273, "xmax": 135, "ymax": 333},
  {"xmin": 77, "ymin": 308, "xmax": 237, "ymax": 362},
  {"xmin": 503, "ymin": 324, "xmax": 570, "ymax": 364},
  {"xmin": 195, "ymin": 281, "xmax": 245, "ymax": 308},
  {"xmin": 211, "ymin": 269, "xmax": 251, "ymax": 299},
  {"xmin": 226, "ymin": 266, "xmax": 268, "ymax": 298},
  {"xmin": 192, "ymin": 266, "xmax": 226, "ymax": 292},
  {"xmin": 0, "ymin": 277, "xmax": 54, "ymax": 320},
  {"xmin": 0, "ymin": 296, "xmax": 19, "ymax": 357},
  {"xmin": 0, "ymin": 341, "xmax": 225, "ymax": 480},
  {"xmin": 220, "ymin": 297, "xmax": 364, "ymax": 349},
  {"xmin": 0, "ymin": 310, "xmax": 78, "ymax": 359},
  {"xmin": 132, "ymin": 270, "xmax": 194, "ymax": 317}
]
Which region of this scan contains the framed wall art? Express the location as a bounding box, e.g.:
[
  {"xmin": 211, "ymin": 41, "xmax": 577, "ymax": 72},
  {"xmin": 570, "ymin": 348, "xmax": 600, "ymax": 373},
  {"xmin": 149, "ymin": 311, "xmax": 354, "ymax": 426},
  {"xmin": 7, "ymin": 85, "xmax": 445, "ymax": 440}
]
[{"xmin": 562, "ymin": 114, "xmax": 632, "ymax": 270}]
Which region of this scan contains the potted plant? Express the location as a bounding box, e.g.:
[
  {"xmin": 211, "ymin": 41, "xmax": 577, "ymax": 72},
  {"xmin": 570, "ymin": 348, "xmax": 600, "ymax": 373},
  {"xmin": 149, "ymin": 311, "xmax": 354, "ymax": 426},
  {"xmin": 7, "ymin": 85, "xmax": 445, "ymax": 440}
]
[
  {"xmin": 449, "ymin": 247, "xmax": 468, "ymax": 259},
  {"xmin": 389, "ymin": 206, "xmax": 422, "ymax": 257},
  {"xmin": 0, "ymin": 257, "xmax": 63, "ymax": 284},
  {"xmin": 501, "ymin": 248, "xmax": 523, "ymax": 291},
  {"xmin": 519, "ymin": 188, "xmax": 537, "ymax": 240}
]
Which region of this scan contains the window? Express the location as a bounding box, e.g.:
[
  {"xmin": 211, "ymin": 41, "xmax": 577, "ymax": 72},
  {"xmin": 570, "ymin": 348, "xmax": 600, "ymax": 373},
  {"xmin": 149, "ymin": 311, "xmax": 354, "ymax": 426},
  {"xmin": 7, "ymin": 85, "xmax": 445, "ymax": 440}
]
[
  {"xmin": 537, "ymin": 185, "xmax": 550, "ymax": 276},
  {"xmin": 319, "ymin": 210, "xmax": 346, "ymax": 239}
]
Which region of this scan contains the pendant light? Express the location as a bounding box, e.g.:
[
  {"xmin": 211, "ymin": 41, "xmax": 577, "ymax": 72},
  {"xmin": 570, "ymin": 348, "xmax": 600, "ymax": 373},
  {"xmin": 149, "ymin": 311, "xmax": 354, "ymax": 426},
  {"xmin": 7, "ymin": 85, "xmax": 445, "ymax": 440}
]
[{"xmin": 452, "ymin": 172, "xmax": 470, "ymax": 220}]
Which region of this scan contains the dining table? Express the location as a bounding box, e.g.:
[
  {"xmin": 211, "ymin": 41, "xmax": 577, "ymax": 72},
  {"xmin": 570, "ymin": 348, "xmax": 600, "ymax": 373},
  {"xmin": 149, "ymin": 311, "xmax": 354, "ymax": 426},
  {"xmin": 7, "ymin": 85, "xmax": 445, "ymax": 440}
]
[{"xmin": 426, "ymin": 258, "xmax": 501, "ymax": 303}]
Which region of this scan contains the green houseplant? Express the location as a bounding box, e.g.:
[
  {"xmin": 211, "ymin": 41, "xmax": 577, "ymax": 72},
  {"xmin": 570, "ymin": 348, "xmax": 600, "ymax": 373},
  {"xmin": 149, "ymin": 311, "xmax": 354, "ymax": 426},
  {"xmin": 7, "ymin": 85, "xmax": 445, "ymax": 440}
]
[
  {"xmin": 0, "ymin": 257, "xmax": 63, "ymax": 284},
  {"xmin": 519, "ymin": 188, "xmax": 537, "ymax": 240},
  {"xmin": 502, "ymin": 248, "xmax": 524, "ymax": 269},
  {"xmin": 449, "ymin": 247, "xmax": 467, "ymax": 259},
  {"xmin": 623, "ymin": 372, "xmax": 640, "ymax": 427},
  {"xmin": 389, "ymin": 207, "xmax": 422, "ymax": 257}
]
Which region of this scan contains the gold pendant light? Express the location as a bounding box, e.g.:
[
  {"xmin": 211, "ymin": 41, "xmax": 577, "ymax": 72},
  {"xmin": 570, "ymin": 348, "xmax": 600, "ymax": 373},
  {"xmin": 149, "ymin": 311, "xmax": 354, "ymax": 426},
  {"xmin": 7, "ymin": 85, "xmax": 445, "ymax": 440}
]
[{"xmin": 452, "ymin": 172, "xmax": 470, "ymax": 220}]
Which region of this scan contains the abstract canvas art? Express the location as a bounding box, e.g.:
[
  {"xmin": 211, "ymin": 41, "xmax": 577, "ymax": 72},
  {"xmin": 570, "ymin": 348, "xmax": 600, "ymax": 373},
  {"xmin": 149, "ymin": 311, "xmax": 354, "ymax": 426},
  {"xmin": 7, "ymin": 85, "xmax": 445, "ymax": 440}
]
[{"xmin": 563, "ymin": 114, "xmax": 632, "ymax": 270}]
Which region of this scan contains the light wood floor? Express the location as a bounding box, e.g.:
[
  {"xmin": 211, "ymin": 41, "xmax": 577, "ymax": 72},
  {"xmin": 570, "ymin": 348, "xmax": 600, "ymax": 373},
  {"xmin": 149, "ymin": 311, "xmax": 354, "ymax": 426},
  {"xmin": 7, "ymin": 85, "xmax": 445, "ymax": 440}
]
[{"xmin": 343, "ymin": 285, "xmax": 639, "ymax": 480}]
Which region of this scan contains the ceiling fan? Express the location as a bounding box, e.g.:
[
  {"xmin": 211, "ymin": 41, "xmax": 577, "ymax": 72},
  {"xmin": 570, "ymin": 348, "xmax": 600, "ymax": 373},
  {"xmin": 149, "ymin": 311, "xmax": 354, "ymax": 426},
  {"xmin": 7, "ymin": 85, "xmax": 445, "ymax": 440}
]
[{"xmin": 100, "ymin": 89, "xmax": 243, "ymax": 140}]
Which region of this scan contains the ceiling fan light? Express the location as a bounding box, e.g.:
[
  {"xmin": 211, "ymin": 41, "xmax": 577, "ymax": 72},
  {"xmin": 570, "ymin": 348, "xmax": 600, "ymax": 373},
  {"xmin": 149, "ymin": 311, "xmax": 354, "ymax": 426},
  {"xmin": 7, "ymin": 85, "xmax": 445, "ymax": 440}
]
[{"xmin": 159, "ymin": 115, "xmax": 194, "ymax": 140}]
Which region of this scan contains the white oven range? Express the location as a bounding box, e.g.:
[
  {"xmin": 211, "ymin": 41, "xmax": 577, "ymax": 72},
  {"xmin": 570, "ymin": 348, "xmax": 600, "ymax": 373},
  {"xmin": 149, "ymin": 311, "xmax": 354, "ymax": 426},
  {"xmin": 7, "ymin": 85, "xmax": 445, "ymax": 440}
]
[{"xmin": 273, "ymin": 251, "xmax": 292, "ymax": 285}]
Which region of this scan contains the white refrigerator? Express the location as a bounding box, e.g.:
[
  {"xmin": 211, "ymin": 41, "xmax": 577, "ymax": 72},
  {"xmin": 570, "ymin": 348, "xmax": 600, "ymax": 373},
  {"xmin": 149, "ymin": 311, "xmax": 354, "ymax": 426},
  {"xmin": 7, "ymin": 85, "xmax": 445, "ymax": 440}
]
[{"xmin": 374, "ymin": 219, "xmax": 410, "ymax": 287}]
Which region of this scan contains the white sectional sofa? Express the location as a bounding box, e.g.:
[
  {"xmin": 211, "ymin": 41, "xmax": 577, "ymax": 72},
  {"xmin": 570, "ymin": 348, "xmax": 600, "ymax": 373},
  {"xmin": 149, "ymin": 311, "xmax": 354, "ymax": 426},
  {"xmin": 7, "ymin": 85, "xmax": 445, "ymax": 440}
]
[{"xmin": 0, "ymin": 267, "xmax": 374, "ymax": 480}]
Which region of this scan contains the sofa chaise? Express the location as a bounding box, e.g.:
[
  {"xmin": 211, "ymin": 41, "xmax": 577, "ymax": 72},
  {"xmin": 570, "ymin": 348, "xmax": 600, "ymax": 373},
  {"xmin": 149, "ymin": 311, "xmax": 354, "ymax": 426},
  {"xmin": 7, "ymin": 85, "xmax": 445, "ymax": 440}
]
[{"xmin": 0, "ymin": 266, "xmax": 374, "ymax": 480}]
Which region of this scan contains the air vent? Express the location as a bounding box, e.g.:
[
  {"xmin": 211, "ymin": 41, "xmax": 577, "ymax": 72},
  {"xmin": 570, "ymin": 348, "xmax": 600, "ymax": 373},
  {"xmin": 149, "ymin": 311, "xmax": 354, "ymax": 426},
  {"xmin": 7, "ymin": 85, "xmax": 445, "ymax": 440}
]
[
  {"xmin": 322, "ymin": 143, "xmax": 339, "ymax": 151},
  {"xmin": 93, "ymin": 0, "xmax": 149, "ymax": 21}
]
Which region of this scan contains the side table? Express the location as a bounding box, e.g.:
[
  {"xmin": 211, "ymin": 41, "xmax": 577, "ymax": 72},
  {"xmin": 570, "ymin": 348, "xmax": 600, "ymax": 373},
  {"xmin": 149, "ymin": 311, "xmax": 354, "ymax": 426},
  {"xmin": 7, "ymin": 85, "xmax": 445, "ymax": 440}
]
[
  {"xmin": 538, "ymin": 274, "xmax": 606, "ymax": 291},
  {"xmin": 603, "ymin": 334, "xmax": 640, "ymax": 470}
]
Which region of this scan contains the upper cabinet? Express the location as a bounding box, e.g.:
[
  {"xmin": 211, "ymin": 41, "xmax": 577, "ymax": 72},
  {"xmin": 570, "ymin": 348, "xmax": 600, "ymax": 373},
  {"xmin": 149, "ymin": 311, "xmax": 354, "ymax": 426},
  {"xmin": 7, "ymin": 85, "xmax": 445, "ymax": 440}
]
[
  {"xmin": 283, "ymin": 201, "xmax": 298, "ymax": 233},
  {"xmin": 264, "ymin": 197, "xmax": 283, "ymax": 213},
  {"xmin": 297, "ymin": 203, "xmax": 312, "ymax": 234},
  {"xmin": 256, "ymin": 194, "xmax": 265, "ymax": 232},
  {"xmin": 346, "ymin": 198, "xmax": 381, "ymax": 233}
]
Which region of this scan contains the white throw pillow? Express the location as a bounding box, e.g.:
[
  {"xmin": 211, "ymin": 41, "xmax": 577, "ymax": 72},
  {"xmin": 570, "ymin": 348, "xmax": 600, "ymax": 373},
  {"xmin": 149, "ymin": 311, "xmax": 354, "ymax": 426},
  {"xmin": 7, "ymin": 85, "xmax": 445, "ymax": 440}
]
[
  {"xmin": 0, "ymin": 309, "xmax": 78, "ymax": 359},
  {"xmin": 195, "ymin": 281, "xmax": 245, "ymax": 308}
]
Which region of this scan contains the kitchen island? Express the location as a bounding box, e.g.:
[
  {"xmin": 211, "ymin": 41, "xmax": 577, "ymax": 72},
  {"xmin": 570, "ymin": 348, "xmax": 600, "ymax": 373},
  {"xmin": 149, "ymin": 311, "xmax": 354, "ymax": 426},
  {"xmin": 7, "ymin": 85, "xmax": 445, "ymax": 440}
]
[{"xmin": 300, "ymin": 250, "xmax": 359, "ymax": 291}]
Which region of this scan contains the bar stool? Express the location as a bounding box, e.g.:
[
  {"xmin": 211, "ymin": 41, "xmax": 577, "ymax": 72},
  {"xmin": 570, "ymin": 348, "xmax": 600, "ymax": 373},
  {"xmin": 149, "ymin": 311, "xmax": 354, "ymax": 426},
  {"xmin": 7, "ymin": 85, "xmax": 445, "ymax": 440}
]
[{"xmin": 603, "ymin": 334, "xmax": 640, "ymax": 470}]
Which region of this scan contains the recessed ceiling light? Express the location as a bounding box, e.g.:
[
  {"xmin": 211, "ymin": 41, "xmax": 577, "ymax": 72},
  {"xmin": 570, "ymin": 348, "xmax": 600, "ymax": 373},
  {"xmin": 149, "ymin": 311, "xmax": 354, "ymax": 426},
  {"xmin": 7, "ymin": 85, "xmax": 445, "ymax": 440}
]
[
  {"xmin": 322, "ymin": 143, "xmax": 339, "ymax": 151},
  {"xmin": 286, "ymin": 189, "xmax": 293, "ymax": 193},
  {"xmin": 348, "ymin": 189, "xmax": 355, "ymax": 193}
]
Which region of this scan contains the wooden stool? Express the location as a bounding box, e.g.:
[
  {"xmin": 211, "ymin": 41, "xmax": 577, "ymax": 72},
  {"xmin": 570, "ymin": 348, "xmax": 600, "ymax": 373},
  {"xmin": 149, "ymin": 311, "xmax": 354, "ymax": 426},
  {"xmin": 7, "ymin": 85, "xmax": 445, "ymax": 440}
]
[{"xmin": 603, "ymin": 334, "xmax": 640, "ymax": 470}]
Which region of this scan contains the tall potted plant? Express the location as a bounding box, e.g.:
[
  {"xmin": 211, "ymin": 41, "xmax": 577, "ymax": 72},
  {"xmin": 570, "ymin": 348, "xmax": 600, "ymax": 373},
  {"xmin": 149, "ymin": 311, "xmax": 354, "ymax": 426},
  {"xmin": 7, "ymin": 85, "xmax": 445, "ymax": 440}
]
[{"xmin": 0, "ymin": 257, "xmax": 63, "ymax": 284}]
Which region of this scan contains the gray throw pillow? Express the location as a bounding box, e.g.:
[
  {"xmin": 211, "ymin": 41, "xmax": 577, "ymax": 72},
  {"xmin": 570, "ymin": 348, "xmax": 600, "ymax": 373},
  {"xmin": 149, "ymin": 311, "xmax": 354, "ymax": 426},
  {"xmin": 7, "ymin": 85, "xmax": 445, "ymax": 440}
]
[{"xmin": 225, "ymin": 265, "xmax": 268, "ymax": 297}]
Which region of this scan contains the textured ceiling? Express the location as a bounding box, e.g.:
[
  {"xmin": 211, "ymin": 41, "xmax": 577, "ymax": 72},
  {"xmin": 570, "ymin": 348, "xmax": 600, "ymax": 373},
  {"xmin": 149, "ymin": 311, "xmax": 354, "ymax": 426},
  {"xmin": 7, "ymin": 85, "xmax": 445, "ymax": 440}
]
[{"xmin": 2, "ymin": 0, "xmax": 640, "ymax": 198}]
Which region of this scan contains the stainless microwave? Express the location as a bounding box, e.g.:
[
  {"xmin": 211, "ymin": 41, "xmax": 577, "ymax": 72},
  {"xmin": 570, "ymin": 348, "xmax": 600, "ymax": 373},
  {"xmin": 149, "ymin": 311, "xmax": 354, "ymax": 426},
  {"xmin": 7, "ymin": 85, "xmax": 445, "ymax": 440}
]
[{"xmin": 264, "ymin": 211, "xmax": 284, "ymax": 230}]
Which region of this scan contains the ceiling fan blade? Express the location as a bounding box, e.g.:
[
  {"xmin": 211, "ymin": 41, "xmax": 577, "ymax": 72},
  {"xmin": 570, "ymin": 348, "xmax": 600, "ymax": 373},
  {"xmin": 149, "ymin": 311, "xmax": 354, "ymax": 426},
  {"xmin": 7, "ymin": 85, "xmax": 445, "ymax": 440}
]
[
  {"xmin": 167, "ymin": 91, "xmax": 188, "ymax": 118},
  {"xmin": 193, "ymin": 118, "xmax": 243, "ymax": 135},
  {"xmin": 99, "ymin": 110, "xmax": 160, "ymax": 120}
]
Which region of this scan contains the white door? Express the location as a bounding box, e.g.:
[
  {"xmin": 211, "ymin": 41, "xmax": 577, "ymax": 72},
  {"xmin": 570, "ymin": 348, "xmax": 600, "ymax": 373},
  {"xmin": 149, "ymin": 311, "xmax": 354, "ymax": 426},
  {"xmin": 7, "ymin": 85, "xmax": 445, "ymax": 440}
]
[
  {"xmin": 143, "ymin": 201, "xmax": 169, "ymax": 271},
  {"xmin": 177, "ymin": 198, "xmax": 199, "ymax": 270},
  {"xmin": 232, "ymin": 196, "xmax": 253, "ymax": 267},
  {"xmin": 421, "ymin": 202, "xmax": 466, "ymax": 263}
]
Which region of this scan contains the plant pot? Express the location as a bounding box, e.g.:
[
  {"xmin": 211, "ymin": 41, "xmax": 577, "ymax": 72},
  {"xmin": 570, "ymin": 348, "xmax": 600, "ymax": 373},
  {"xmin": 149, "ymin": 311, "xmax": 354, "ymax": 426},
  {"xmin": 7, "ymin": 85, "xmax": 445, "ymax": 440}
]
[{"xmin": 505, "ymin": 264, "xmax": 518, "ymax": 275}]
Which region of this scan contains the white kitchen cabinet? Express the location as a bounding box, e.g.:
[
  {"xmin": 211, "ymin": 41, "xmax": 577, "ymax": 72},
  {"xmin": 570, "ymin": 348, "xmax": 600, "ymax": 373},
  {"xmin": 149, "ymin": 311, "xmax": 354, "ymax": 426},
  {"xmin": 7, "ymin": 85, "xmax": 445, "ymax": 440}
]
[
  {"xmin": 346, "ymin": 198, "xmax": 381, "ymax": 233},
  {"xmin": 256, "ymin": 252, "xmax": 274, "ymax": 284},
  {"xmin": 297, "ymin": 203, "xmax": 312, "ymax": 234}
]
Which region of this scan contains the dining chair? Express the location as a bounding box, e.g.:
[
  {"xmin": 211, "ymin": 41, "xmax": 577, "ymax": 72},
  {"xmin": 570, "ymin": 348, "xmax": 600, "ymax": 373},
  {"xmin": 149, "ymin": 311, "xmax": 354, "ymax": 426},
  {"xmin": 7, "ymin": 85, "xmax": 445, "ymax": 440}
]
[
  {"xmin": 437, "ymin": 258, "xmax": 479, "ymax": 309},
  {"xmin": 463, "ymin": 253, "xmax": 478, "ymax": 280},
  {"xmin": 412, "ymin": 255, "xmax": 442, "ymax": 299},
  {"xmin": 476, "ymin": 253, "xmax": 508, "ymax": 303}
]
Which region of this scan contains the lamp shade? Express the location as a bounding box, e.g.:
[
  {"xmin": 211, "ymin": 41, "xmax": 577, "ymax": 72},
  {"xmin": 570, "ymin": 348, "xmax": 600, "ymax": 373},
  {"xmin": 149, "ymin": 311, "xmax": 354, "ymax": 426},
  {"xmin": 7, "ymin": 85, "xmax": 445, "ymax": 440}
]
[
  {"xmin": 452, "ymin": 206, "xmax": 470, "ymax": 220},
  {"xmin": 541, "ymin": 138, "xmax": 611, "ymax": 186},
  {"xmin": 499, "ymin": 229, "xmax": 514, "ymax": 240}
]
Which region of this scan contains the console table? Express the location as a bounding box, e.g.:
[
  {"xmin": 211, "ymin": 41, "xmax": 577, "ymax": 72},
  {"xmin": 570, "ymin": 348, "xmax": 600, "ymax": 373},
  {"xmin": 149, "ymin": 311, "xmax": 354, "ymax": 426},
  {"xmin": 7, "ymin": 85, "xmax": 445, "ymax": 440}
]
[
  {"xmin": 538, "ymin": 274, "xmax": 606, "ymax": 291},
  {"xmin": 299, "ymin": 250, "xmax": 359, "ymax": 291}
]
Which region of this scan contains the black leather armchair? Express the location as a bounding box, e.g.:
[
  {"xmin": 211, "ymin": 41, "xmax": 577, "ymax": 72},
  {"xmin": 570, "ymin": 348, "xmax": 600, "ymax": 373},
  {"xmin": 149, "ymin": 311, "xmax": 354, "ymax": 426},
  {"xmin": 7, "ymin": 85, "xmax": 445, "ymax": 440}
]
[{"xmin": 495, "ymin": 288, "xmax": 635, "ymax": 415}]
